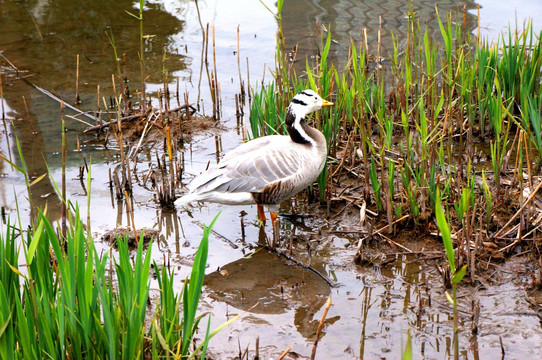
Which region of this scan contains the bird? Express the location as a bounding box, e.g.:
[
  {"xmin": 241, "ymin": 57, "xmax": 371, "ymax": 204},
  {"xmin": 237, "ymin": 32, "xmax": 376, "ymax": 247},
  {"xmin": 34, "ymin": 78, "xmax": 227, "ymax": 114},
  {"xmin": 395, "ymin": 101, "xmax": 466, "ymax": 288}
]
[{"xmin": 176, "ymin": 89, "xmax": 333, "ymax": 227}]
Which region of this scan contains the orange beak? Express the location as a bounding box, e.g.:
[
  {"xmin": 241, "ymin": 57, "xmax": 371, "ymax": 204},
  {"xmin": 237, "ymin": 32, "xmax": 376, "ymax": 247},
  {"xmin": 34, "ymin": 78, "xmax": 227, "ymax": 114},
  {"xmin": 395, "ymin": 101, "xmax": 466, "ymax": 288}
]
[{"xmin": 321, "ymin": 99, "xmax": 334, "ymax": 107}]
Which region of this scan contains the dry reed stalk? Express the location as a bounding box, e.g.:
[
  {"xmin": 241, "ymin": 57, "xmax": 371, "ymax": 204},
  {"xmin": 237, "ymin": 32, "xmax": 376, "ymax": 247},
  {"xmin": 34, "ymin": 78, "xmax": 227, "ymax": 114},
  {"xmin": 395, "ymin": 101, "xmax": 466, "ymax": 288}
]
[
  {"xmin": 377, "ymin": 16, "xmax": 382, "ymax": 72},
  {"xmin": 0, "ymin": 66, "xmax": 4, "ymax": 119},
  {"xmin": 357, "ymin": 215, "xmax": 411, "ymax": 251},
  {"xmin": 310, "ymin": 296, "xmax": 332, "ymax": 360},
  {"xmin": 494, "ymin": 180, "xmax": 542, "ymax": 238},
  {"xmin": 166, "ymin": 124, "xmax": 176, "ymax": 204},
  {"xmin": 75, "ymin": 54, "xmax": 80, "ymax": 104},
  {"xmin": 21, "ymin": 96, "xmax": 37, "ymax": 133},
  {"xmin": 331, "ymin": 131, "xmax": 354, "ymax": 178},
  {"xmin": 237, "ymin": 25, "xmax": 244, "ymax": 98},
  {"xmin": 183, "ymin": 92, "xmax": 190, "ymax": 121},
  {"xmin": 115, "ymin": 97, "xmax": 133, "ymax": 196},
  {"xmin": 477, "ymin": 4, "xmax": 481, "ymax": 42},
  {"xmin": 111, "ymin": 74, "xmax": 116, "ymax": 95},
  {"xmin": 102, "ymin": 97, "xmax": 112, "ymax": 122},
  {"xmin": 96, "ymin": 84, "xmax": 103, "ymax": 127},
  {"xmin": 194, "ymin": 0, "xmax": 206, "ymax": 111},
  {"xmin": 131, "ymin": 112, "xmax": 155, "ymax": 165},
  {"xmin": 61, "ymin": 101, "xmax": 67, "ymax": 239},
  {"xmin": 139, "ymin": 32, "xmax": 145, "ymax": 112},
  {"xmin": 246, "ymin": 56, "xmax": 252, "ymax": 105},
  {"xmin": 277, "ymin": 345, "xmax": 293, "ymax": 360},
  {"xmin": 212, "ymin": 25, "xmax": 220, "ymax": 118},
  {"xmin": 124, "ymin": 190, "xmax": 138, "ymax": 243},
  {"xmin": 523, "ymin": 131, "xmax": 533, "ymax": 188},
  {"xmin": 175, "ymin": 76, "xmax": 180, "ymax": 106},
  {"xmin": 363, "ymin": 28, "xmax": 368, "ymax": 56}
]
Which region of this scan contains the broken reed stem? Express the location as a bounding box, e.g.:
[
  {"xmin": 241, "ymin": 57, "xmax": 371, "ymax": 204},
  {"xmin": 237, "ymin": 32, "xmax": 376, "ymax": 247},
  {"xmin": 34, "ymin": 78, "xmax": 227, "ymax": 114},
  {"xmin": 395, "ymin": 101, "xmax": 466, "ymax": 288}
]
[
  {"xmin": 494, "ymin": 179, "xmax": 542, "ymax": 238},
  {"xmin": 61, "ymin": 101, "xmax": 67, "ymax": 239},
  {"xmin": 114, "ymin": 97, "xmax": 132, "ymax": 196},
  {"xmin": 377, "ymin": 16, "xmax": 382, "ymax": 76},
  {"xmin": 96, "ymin": 84, "xmax": 103, "ymax": 127},
  {"xmin": 124, "ymin": 190, "xmax": 138, "ymax": 244},
  {"xmin": 523, "ymin": 131, "xmax": 533, "ymax": 188},
  {"xmin": 112, "ymin": 73, "xmax": 116, "ymax": 95},
  {"xmin": 139, "ymin": 3, "xmax": 145, "ymax": 112},
  {"xmin": 331, "ymin": 130, "xmax": 354, "ymax": 178},
  {"xmin": 166, "ymin": 124, "xmax": 176, "ymax": 203},
  {"xmin": 75, "ymin": 54, "xmax": 80, "ymax": 104},
  {"xmin": 22, "ymin": 96, "xmax": 38, "ymax": 134},
  {"xmin": 477, "ymin": 4, "xmax": 480, "ymax": 42},
  {"xmin": 204, "ymin": 23, "xmax": 213, "ymax": 114},
  {"xmin": 237, "ymin": 25, "xmax": 244, "ymax": 98},
  {"xmin": 277, "ymin": 345, "xmax": 293, "ymax": 360},
  {"xmin": 357, "ymin": 215, "xmax": 411, "ymax": 252},
  {"xmin": 0, "ymin": 66, "xmax": 4, "ymax": 119},
  {"xmin": 194, "ymin": 0, "xmax": 206, "ymax": 111},
  {"xmin": 212, "ymin": 24, "xmax": 220, "ymax": 119},
  {"xmin": 310, "ymin": 296, "xmax": 332, "ymax": 360},
  {"xmin": 176, "ymin": 77, "xmax": 180, "ymax": 106}
]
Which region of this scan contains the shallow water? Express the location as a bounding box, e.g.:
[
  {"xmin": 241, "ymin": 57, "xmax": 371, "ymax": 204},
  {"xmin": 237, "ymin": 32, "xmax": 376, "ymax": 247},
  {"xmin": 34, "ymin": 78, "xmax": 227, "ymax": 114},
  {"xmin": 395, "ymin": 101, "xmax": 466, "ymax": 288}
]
[{"xmin": 1, "ymin": 0, "xmax": 541, "ymax": 358}]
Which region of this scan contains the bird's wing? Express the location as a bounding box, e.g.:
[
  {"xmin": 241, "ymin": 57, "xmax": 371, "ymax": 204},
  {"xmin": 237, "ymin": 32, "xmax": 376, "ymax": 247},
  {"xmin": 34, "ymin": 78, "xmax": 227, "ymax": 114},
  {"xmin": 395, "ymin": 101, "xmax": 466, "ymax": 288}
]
[
  {"xmin": 188, "ymin": 136, "xmax": 302, "ymax": 194},
  {"xmin": 219, "ymin": 135, "xmax": 278, "ymax": 163}
]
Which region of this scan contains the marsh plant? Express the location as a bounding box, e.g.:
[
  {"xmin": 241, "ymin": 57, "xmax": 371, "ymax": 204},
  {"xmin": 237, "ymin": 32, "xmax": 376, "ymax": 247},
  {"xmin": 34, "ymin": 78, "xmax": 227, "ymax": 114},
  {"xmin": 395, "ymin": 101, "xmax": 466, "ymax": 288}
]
[
  {"xmin": 249, "ymin": 7, "xmax": 542, "ymax": 244},
  {"xmin": 0, "ymin": 204, "xmax": 224, "ymax": 359}
]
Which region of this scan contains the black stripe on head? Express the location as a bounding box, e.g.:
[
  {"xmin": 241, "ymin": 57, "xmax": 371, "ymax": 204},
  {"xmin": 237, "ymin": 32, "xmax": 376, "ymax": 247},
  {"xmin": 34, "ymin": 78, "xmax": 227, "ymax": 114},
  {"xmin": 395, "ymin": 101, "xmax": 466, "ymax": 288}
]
[
  {"xmin": 299, "ymin": 90, "xmax": 312, "ymax": 97},
  {"xmin": 291, "ymin": 98, "xmax": 308, "ymax": 106}
]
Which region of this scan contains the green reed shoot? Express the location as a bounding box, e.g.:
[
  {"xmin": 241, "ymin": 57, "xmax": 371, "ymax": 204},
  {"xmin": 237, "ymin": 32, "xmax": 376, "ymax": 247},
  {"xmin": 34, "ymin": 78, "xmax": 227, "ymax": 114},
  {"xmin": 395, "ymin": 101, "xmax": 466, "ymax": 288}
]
[
  {"xmin": 520, "ymin": 88, "xmax": 542, "ymax": 165},
  {"xmin": 181, "ymin": 213, "xmax": 219, "ymax": 355},
  {"xmin": 369, "ymin": 158, "xmax": 382, "ymax": 212},
  {"xmin": 481, "ymin": 171, "xmax": 492, "ymax": 227},
  {"xmin": 435, "ymin": 190, "xmax": 466, "ymax": 360},
  {"xmin": 489, "ymin": 93, "xmax": 511, "ymax": 202},
  {"xmin": 0, "ymin": 206, "xmax": 223, "ymax": 359}
]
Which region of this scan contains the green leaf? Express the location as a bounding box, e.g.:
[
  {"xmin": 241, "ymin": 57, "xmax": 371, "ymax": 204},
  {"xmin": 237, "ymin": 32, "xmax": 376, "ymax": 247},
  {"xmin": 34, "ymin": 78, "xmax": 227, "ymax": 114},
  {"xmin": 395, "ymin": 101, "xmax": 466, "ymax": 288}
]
[
  {"xmin": 0, "ymin": 310, "xmax": 11, "ymax": 339},
  {"xmin": 6, "ymin": 261, "xmax": 25, "ymax": 279},
  {"xmin": 402, "ymin": 330, "xmax": 412, "ymax": 360},
  {"xmin": 182, "ymin": 212, "xmax": 220, "ymax": 355},
  {"xmin": 125, "ymin": 10, "xmax": 141, "ymax": 20},
  {"xmin": 445, "ymin": 291, "xmax": 454, "ymax": 305},
  {"xmin": 26, "ymin": 216, "xmax": 45, "ymax": 265},
  {"xmin": 435, "ymin": 190, "xmax": 455, "ymax": 273},
  {"xmin": 452, "ymin": 265, "xmax": 467, "ymax": 284},
  {"xmin": 0, "ymin": 153, "xmax": 24, "ymax": 174},
  {"xmin": 29, "ymin": 173, "xmax": 46, "ymax": 187}
]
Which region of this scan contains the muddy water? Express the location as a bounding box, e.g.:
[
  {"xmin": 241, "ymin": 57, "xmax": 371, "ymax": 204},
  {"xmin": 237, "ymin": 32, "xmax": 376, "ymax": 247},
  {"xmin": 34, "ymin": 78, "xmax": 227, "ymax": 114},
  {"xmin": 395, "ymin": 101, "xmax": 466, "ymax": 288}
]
[{"xmin": 1, "ymin": 0, "xmax": 541, "ymax": 358}]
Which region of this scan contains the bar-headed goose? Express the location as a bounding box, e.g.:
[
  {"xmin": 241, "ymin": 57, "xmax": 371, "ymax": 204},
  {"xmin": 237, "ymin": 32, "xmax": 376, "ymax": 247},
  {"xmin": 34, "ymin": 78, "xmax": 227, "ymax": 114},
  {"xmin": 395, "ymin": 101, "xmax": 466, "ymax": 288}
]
[{"xmin": 176, "ymin": 89, "xmax": 333, "ymax": 226}]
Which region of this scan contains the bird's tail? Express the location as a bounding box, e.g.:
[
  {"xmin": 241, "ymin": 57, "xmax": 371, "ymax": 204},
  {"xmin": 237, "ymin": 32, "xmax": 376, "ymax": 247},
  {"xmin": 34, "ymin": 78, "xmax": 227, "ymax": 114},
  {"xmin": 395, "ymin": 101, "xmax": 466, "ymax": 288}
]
[{"xmin": 175, "ymin": 192, "xmax": 201, "ymax": 207}]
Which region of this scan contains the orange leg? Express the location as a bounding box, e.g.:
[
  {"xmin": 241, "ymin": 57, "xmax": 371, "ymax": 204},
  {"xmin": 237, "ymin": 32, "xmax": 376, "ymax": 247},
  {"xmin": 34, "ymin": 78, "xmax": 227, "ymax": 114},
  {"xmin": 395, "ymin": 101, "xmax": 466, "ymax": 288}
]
[
  {"xmin": 270, "ymin": 212, "xmax": 278, "ymax": 229},
  {"xmin": 257, "ymin": 204, "xmax": 267, "ymax": 222}
]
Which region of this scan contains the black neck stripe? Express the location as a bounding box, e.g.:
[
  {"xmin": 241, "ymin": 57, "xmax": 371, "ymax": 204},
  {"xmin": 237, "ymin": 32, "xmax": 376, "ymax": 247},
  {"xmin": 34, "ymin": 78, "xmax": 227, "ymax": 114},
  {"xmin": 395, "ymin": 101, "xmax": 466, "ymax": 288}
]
[
  {"xmin": 291, "ymin": 98, "xmax": 307, "ymax": 106},
  {"xmin": 285, "ymin": 109, "xmax": 311, "ymax": 144},
  {"xmin": 287, "ymin": 122, "xmax": 311, "ymax": 144}
]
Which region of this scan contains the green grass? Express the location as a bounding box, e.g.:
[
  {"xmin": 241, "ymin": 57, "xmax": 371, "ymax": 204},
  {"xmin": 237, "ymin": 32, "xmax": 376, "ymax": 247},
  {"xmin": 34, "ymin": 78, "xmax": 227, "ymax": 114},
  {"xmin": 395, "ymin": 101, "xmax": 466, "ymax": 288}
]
[{"xmin": 0, "ymin": 207, "xmax": 222, "ymax": 359}]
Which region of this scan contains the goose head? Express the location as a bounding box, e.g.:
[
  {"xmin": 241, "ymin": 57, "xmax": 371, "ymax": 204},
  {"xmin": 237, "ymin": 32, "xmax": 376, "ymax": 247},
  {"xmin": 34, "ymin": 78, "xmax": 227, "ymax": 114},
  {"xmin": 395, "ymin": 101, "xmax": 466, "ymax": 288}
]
[
  {"xmin": 286, "ymin": 89, "xmax": 333, "ymax": 145},
  {"xmin": 288, "ymin": 89, "xmax": 334, "ymax": 118}
]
